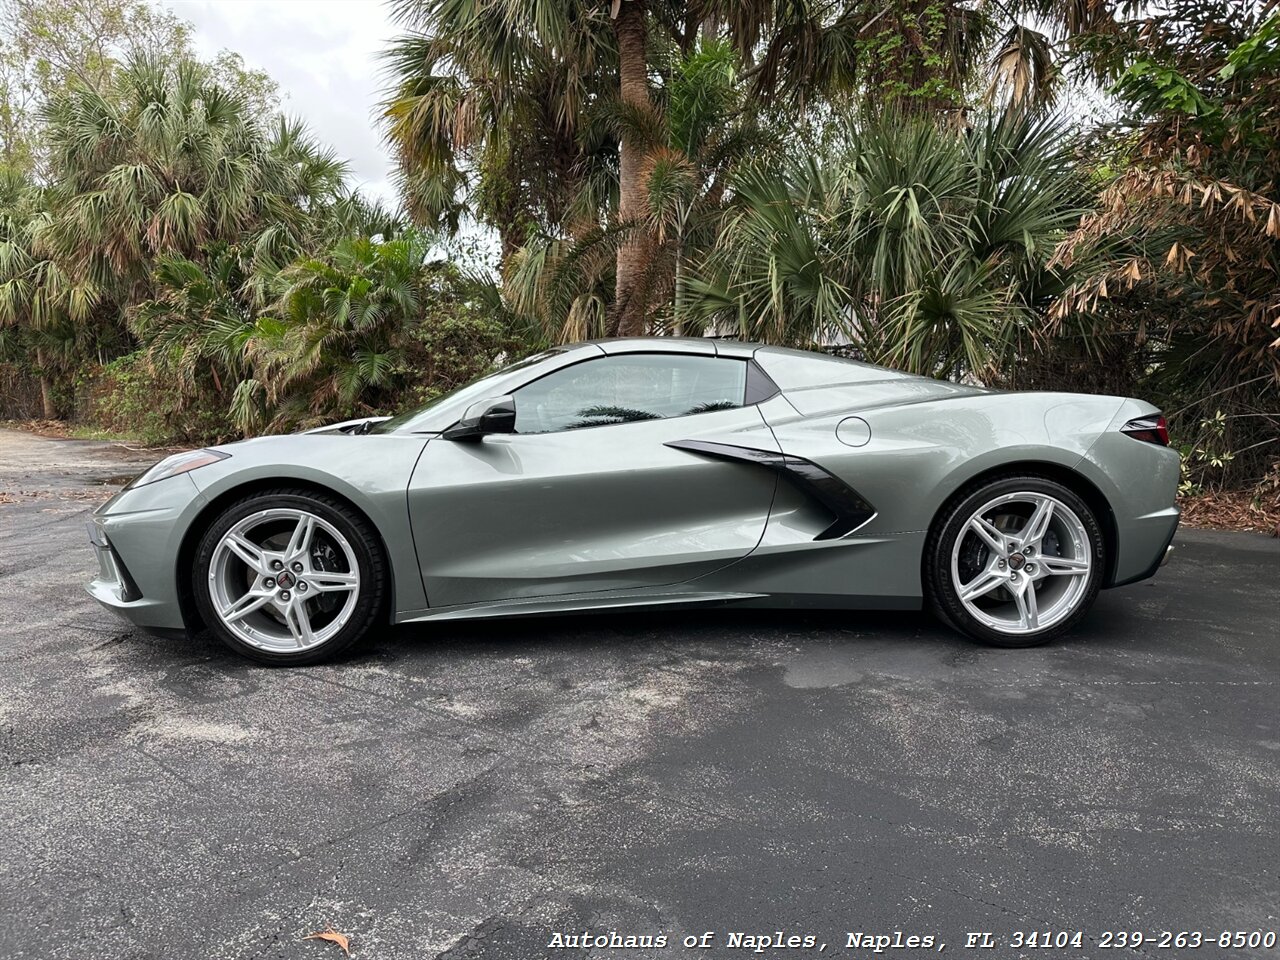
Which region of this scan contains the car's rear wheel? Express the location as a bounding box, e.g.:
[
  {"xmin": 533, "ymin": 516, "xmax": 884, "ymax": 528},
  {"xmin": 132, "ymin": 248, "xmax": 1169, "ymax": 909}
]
[
  {"xmin": 193, "ymin": 489, "xmax": 387, "ymax": 665},
  {"xmin": 925, "ymin": 476, "xmax": 1104, "ymax": 648}
]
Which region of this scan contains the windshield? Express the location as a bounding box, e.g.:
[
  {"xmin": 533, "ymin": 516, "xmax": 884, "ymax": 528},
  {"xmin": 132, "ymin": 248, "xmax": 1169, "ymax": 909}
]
[{"xmin": 370, "ymin": 349, "xmax": 566, "ymax": 434}]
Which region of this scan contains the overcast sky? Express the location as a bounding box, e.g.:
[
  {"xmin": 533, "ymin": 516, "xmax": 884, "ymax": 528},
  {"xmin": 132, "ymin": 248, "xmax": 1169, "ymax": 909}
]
[{"xmin": 170, "ymin": 0, "xmax": 401, "ymax": 204}]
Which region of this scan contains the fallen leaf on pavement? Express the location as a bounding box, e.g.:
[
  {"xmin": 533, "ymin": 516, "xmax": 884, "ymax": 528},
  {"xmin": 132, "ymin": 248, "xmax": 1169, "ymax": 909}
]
[{"xmin": 302, "ymin": 928, "xmax": 351, "ymax": 956}]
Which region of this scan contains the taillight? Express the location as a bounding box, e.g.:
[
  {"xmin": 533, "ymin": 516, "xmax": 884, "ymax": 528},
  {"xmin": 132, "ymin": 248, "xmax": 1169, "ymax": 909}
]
[{"xmin": 1121, "ymin": 414, "xmax": 1169, "ymax": 446}]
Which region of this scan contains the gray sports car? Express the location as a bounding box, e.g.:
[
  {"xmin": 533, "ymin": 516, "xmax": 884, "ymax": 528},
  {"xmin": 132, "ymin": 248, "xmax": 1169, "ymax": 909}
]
[{"xmin": 87, "ymin": 338, "xmax": 1180, "ymax": 664}]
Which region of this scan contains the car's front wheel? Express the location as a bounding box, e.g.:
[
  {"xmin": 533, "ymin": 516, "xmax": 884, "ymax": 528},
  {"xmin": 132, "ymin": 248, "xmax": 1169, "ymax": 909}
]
[
  {"xmin": 193, "ymin": 489, "xmax": 387, "ymax": 665},
  {"xmin": 925, "ymin": 476, "xmax": 1105, "ymax": 648}
]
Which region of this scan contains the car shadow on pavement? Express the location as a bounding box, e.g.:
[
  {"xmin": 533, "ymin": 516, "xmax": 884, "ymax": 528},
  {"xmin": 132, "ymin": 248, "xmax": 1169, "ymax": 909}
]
[
  {"xmin": 106, "ymin": 583, "xmax": 1153, "ymax": 676},
  {"xmin": 374, "ymin": 587, "xmax": 1153, "ymax": 657}
]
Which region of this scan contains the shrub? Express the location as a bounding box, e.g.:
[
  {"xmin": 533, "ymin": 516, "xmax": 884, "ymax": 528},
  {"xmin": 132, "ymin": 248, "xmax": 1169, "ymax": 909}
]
[{"xmin": 76, "ymin": 352, "xmax": 233, "ymax": 446}]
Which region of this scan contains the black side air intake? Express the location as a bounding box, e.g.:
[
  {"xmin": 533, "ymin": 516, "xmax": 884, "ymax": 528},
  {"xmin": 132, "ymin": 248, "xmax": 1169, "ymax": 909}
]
[{"xmin": 665, "ymin": 440, "xmax": 876, "ymax": 540}]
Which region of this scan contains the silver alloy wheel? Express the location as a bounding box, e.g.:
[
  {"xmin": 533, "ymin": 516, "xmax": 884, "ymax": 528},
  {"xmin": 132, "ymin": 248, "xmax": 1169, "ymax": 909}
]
[
  {"xmin": 208, "ymin": 508, "xmax": 360, "ymax": 653},
  {"xmin": 950, "ymin": 492, "xmax": 1092, "ymax": 635}
]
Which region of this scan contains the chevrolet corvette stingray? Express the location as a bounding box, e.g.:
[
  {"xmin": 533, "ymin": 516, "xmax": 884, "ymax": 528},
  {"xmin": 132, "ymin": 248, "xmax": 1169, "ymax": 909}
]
[{"xmin": 87, "ymin": 338, "xmax": 1180, "ymax": 664}]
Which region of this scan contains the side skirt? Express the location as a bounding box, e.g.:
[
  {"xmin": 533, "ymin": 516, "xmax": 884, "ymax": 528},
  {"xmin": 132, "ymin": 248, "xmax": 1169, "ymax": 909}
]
[
  {"xmin": 394, "ymin": 590, "xmax": 922, "ymax": 625},
  {"xmin": 395, "ymin": 590, "xmax": 767, "ymax": 624}
]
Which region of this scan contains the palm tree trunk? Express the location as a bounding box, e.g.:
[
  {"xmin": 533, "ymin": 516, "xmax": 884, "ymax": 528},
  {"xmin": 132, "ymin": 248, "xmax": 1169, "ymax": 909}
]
[
  {"xmin": 35, "ymin": 348, "xmax": 57, "ymax": 419},
  {"xmin": 613, "ymin": 0, "xmax": 651, "ymax": 338}
]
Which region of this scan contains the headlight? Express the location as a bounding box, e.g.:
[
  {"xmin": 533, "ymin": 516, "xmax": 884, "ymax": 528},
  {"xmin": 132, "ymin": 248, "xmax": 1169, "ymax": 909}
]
[{"xmin": 128, "ymin": 449, "xmax": 230, "ymax": 488}]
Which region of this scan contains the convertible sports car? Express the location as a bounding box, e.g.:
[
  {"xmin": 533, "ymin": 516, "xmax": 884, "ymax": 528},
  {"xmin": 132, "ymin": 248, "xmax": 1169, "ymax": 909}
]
[{"xmin": 87, "ymin": 338, "xmax": 1180, "ymax": 665}]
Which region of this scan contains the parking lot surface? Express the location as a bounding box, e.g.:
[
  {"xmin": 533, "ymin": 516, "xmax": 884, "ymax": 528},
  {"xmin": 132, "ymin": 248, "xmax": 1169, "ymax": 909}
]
[{"xmin": 2, "ymin": 428, "xmax": 1278, "ymax": 959}]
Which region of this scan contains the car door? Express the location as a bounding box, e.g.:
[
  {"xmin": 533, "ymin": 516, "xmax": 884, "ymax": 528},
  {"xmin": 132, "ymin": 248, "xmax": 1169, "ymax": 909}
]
[{"xmin": 406, "ymin": 352, "xmax": 781, "ymax": 607}]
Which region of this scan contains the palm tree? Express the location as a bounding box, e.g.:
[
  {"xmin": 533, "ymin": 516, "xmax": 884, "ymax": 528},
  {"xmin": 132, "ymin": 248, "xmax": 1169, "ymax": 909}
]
[
  {"xmin": 383, "ymin": 1, "xmax": 791, "ymax": 334},
  {"xmin": 0, "ymin": 170, "xmax": 84, "ymax": 417},
  {"xmin": 9, "ymin": 55, "xmax": 369, "ymax": 420},
  {"xmin": 129, "ymin": 247, "xmax": 256, "ymax": 405},
  {"xmin": 612, "ymin": 0, "xmax": 653, "ymax": 336},
  {"xmin": 502, "ymin": 36, "xmax": 761, "ymax": 344},
  {"xmin": 243, "ymin": 228, "xmax": 542, "ymax": 433},
  {"xmin": 382, "ymin": 0, "xmax": 1094, "ymax": 340},
  {"xmin": 688, "ymin": 109, "xmax": 1086, "ymax": 379},
  {"xmin": 246, "ymin": 232, "xmax": 434, "ymax": 430},
  {"xmin": 39, "ymin": 56, "xmax": 349, "ymax": 312},
  {"xmin": 381, "ymin": 0, "xmax": 616, "ymax": 251}
]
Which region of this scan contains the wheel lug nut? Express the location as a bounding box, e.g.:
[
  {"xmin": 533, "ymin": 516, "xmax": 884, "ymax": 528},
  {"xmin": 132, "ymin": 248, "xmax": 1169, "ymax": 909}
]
[
  {"xmin": 271, "ymin": 559, "xmax": 283, "ymax": 570},
  {"xmin": 264, "ymin": 578, "xmax": 275, "ymax": 588},
  {"xmin": 292, "ymin": 562, "xmax": 303, "ymax": 573},
  {"xmin": 998, "ymin": 560, "xmax": 1007, "ymax": 568},
  {"xmin": 296, "ymin": 581, "xmax": 307, "ymax": 592},
  {"xmin": 279, "ymin": 590, "xmax": 291, "ymax": 601},
  {"xmin": 1009, "ymin": 573, "xmax": 1018, "ymax": 581},
  {"xmin": 1026, "ymin": 564, "xmax": 1037, "ymax": 574}
]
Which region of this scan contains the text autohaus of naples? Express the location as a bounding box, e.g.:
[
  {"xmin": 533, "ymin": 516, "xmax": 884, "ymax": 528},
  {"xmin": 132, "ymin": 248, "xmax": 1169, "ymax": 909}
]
[{"xmin": 544, "ymin": 930, "xmax": 942, "ymax": 950}]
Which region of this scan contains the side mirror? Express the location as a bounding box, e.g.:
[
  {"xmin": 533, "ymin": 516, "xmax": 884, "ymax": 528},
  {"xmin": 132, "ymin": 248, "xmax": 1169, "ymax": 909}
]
[{"xmin": 442, "ymin": 395, "xmax": 516, "ymax": 441}]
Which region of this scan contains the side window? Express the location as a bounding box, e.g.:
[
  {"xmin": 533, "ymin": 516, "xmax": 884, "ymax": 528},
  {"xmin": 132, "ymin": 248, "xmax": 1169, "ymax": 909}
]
[{"xmin": 513, "ymin": 354, "xmax": 748, "ymax": 434}]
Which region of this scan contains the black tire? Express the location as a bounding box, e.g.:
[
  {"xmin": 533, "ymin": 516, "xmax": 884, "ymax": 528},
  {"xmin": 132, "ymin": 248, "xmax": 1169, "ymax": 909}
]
[
  {"xmin": 192, "ymin": 488, "xmax": 388, "ymax": 666},
  {"xmin": 924, "ymin": 474, "xmax": 1105, "ymax": 648}
]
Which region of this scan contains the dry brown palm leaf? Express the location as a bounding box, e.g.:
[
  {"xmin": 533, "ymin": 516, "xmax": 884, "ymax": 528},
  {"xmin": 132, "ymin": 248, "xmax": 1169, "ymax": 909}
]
[{"xmin": 302, "ymin": 927, "xmax": 352, "ymax": 956}]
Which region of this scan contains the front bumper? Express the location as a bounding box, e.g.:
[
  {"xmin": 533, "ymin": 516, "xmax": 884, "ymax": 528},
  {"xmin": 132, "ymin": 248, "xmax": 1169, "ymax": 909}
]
[
  {"xmin": 86, "ymin": 520, "xmax": 141, "ymax": 601},
  {"xmin": 85, "ymin": 518, "xmax": 183, "ymax": 628},
  {"xmin": 83, "ymin": 474, "xmax": 205, "ymax": 631}
]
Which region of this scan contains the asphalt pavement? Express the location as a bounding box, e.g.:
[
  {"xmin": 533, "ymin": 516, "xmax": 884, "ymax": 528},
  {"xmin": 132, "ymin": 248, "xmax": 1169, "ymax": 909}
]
[{"xmin": 1, "ymin": 428, "xmax": 1278, "ymax": 960}]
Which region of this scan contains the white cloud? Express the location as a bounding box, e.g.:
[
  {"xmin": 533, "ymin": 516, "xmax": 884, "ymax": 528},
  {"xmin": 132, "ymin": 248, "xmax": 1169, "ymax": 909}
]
[{"xmin": 167, "ymin": 0, "xmax": 401, "ymax": 204}]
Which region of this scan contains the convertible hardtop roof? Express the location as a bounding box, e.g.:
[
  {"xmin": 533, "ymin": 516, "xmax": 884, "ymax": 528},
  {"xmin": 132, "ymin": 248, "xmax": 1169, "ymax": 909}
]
[
  {"xmin": 577, "ymin": 337, "xmax": 907, "ymax": 374},
  {"xmin": 580, "ymin": 336, "xmax": 759, "ymax": 358},
  {"xmin": 577, "ymin": 337, "xmax": 923, "ymax": 392}
]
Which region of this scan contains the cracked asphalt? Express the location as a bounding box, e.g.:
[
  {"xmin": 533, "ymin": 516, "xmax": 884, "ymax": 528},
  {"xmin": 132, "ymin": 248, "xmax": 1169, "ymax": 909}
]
[{"xmin": 1, "ymin": 428, "xmax": 1279, "ymax": 960}]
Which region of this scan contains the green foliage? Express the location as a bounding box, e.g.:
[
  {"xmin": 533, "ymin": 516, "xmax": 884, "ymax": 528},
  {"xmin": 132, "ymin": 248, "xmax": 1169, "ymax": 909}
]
[
  {"xmin": 250, "ymin": 232, "xmax": 434, "ymax": 430},
  {"xmin": 853, "ymin": 0, "xmax": 970, "ymax": 110},
  {"xmin": 1219, "ymin": 13, "xmax": 1280, "ymax": 80},
  {"xmin": 1113, "ymin": 61, "xmax": 1217, "ymax": 119},
  {"xmin": 245, "ymin": 230, "xmax": 537, "ymax": 433},
  {"xmin": 501, "ymin": 35, "xmax": 767, "ymax": 343},
  {"xmin": 401, "ymin": 295, "xmax": 532, "ymax": 407},
  {"xmin": 0, "ymin": 0, "xmax": 277, "ymax": 174},
  {"xmin": 689, "ymin": 110, "xmax": 1085, "ymax": 379},
  {"xmin": 380, "ymin": 0, "xmax": 616, "ymax": 241},
  {"xmin": 129, "ymin": 246, "xmax": 256, "ymax": 401},
  {"xmin": 0, "ymin": 0, "xmax": 1272, "ymax": 499},
  {"xmin": 39, "ymin": 56, "xmax": 348, "ymax": 307},
  {"xmin": 0, "ymin": 47, "xmax": 409, "ymax": 430},
  {"xmin": 66, "ymin": 228, "xmax": 536, "ymax": 438},
  {"xmin": 666, "ymin": 39, "xmax": 738, "ymax": 157},
  {"xmin": 1177, "ymin": 411, "xmax": 1236, "ymax": 496},
  {"xmin": 1051, "ymin": 0, "xmax": 1279, "ymax": 486},
  {"xmin": 76, "ymin": 350, "xmax": 227, "ymax": 444},
  {"xmin": 381, "ymin": 0, "xmax": 1075, "ymax": 332}
]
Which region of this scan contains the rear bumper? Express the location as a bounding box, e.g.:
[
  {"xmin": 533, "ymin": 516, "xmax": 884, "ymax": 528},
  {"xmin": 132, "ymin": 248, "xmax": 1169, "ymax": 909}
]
[
  {"xmin": 1109, "ymin": 506, "xmax": 1180, "ymax": 588},
  {"xmin": 1078, "ymin": 410, "xmax": 1181, "ymax": 588}
]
